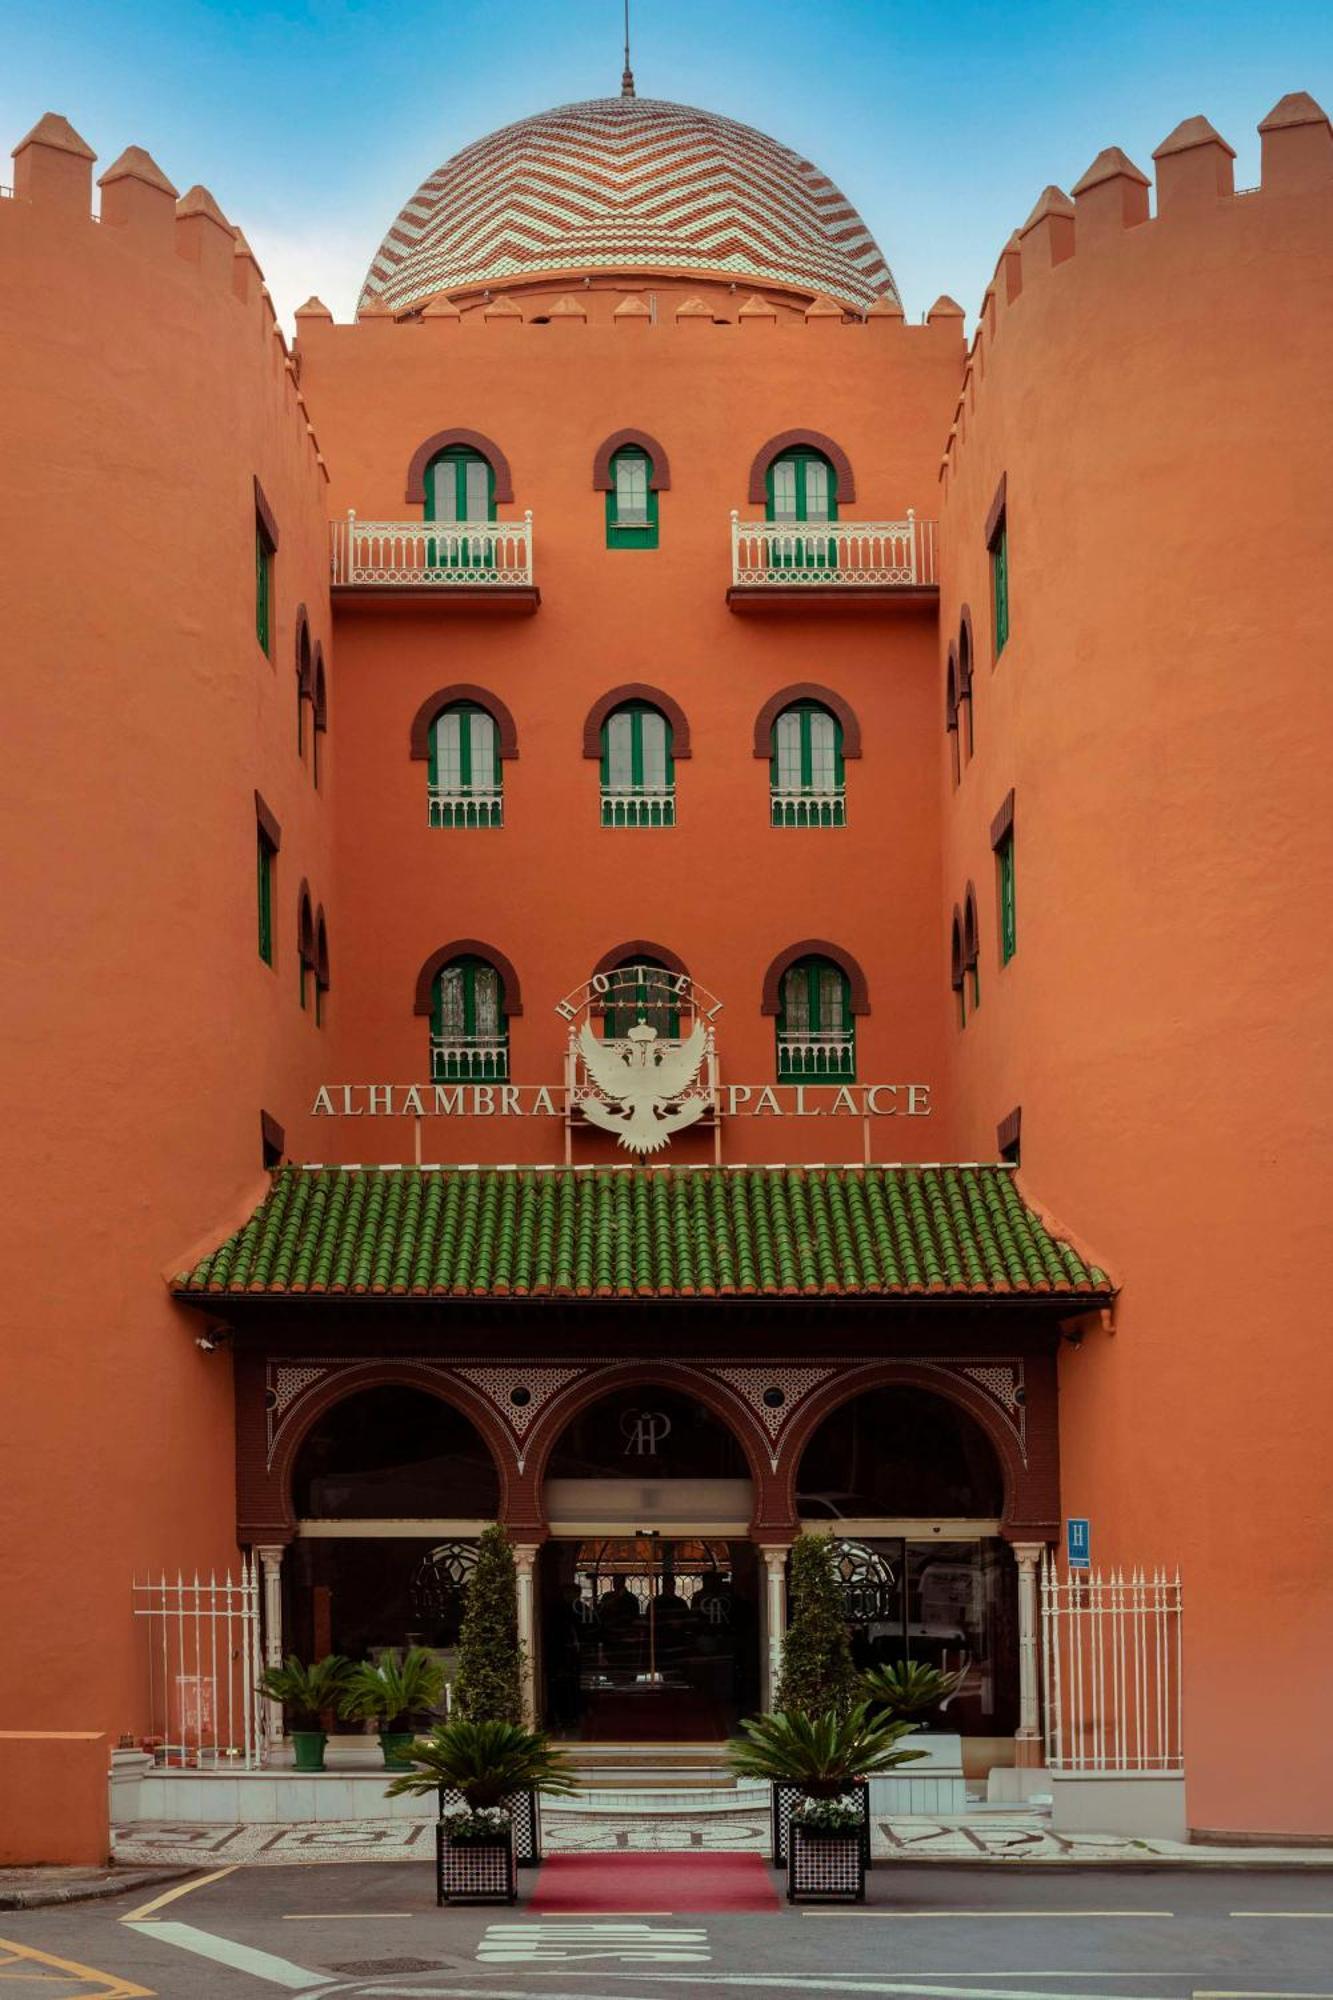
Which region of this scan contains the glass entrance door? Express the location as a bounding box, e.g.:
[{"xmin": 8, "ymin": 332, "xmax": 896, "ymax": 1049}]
[{"xmin": 540, "ymin": 1536, "xmax": 759, "ymax": 1741}]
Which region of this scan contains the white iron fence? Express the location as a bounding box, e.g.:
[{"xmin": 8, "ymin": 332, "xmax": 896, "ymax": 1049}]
[
  {"xmin": 133, "ymin": 1559, "xmax": 266, "ymax": 1770},
  {"xmin": 731, "ymin": 510, "xmax": 937, "ymax": 589},
  {"xmin": 1041, "ymin": 1556, "xmax": 1183, "ymax": 1774},
  {"xmin": 331, "ymin": 511, "xmax": 534, "ymax": 588}
]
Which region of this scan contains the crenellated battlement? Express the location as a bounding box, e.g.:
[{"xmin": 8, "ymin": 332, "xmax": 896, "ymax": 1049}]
[
  {"xmin": 1, "ymin": 112, "xmax": 328, "ymax": 481},
  {"xmin": 939, "ymin": 91, "xmax": 1333, "ymax": 486}
]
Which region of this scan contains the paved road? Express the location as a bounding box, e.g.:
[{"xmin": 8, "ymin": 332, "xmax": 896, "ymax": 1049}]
[{"xmin": 3, "ymin": 1862, "xmax": 1333, "ymax": 1999}]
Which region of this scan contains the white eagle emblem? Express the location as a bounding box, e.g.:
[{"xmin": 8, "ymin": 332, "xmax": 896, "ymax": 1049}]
[{"xmin": 577, "ymin": 1021, "xmax": 710, "ymax": 1154}]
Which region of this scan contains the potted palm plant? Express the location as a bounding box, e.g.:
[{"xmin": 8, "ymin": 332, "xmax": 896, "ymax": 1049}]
[
  {"xmin": 385, "ymin": 1716, "xmax": 578, "ymax": 1905},
  {"xmin": 862, "ymin": 1659, "xmax": 968, "ymax": 1722},
  {"xmin": 861, "ymin": 1659, "xmax": 970, "ymax": 1815},
  {"xmin": 339, "ymin": 1647, "xmax": 446, "ymax": 1770},
  {"xmin": 729, "ymin": 1704, "xmax": 925, "ymax": 1902},
  {"xmin": 256, "ymin": 1655, "xmax": 350, "ymax": 1772}
]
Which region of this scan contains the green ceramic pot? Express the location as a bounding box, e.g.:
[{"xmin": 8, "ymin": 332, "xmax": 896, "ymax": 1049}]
[
  {"xmin": 290, "ymin": 1730, "xmax": 327, "ymax": 1773},
  {"xmin": 380, "ymin": 1729, "xmax": 416, "ymax": 1770}
]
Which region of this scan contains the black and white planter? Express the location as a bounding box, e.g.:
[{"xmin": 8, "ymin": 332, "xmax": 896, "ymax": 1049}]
[
  {"xmin": 438, "ymin": 1786, "xmax": 541, "ymax": 1866},
  {"xmin": 771, "ymin": 1782, "xmax": 870, "ymax": 1868},
  {"xmin": 787, "ymin": 1822, "xmax": 866, "ymax": 1904},
  {"xmin": 435, "ymin": 1825, "xmax": 517, "ymax": 1906}
]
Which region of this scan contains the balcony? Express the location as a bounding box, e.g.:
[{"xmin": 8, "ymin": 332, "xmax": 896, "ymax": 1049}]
[
  {"xmin": 430, "ymin": 1038, "xmax": 509, "ymax": 1082},
  {"xmin": 429, "ymin": 786, "xmax": 503, "ymax": 829},
  {"xmin": 728, "ymin": 511, "xmax": 937, "ymax": 612},
  {"xmin": 601, "ymin": 786, "xmax": 676, "ymax": 829},
  {"xmin": 776, "ymin": 1032, "xmax": 856, "ymax": 1081},
  {"xmin": 771, "ymin": 787, "xmax": 846, "ymax": 829},
  {"xmin": 331, "ymin": 512, "xmax": 538, "ymax": 612}
]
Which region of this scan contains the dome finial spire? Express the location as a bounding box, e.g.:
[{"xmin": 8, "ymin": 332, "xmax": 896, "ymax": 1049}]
[{"xmin": 621, "ymin": 0, "xmax": 636, "ymax": 97}]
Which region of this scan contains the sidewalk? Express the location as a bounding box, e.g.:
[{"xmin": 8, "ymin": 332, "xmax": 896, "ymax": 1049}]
[
  {"xmin": 0, "ymin": 1863, "xmax": 192, "ymax": 1910},
  {"xmin": 111, "ymin": 1807, "xmax": 1333, "ymax": 1871}
]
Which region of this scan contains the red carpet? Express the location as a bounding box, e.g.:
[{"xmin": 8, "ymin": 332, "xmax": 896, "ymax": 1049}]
[{"xmin": 528, "ymin": 1852, "xmax": 779, "ymax": 1913}]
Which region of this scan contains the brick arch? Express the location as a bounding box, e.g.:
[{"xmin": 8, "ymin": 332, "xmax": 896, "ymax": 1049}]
[
  {"xmin": 581, "ymin": 685, "xmax": 692, "ymax": 759},
  {"xmin": 312, "ymin": 645, "xmax": 327, "ymax": 730},
  {"xmin": 774, "ymin": 1362, "xmax": 1026, "ymax": 1529},
  {"xmin": 946, "ymin": 643, "xmax": 959, "ymax": 728},
  {"xmin": 592, "ymin": 429, "xmax": 672, "ymax": 492},
  {"xmin": 315, "ymin": 905, "xmax": 329, "ymax": 985},
  {"xmin": 296, "ymin": 880, "xmax": 314, "ymax": 965},
  {"xmin": 751, "ymin": 684, "xmax": 863, "ymax": 759},
  {"xmin": 408, "ymin": 685, "xmax": 519, "ymax": 761},
  {"xmin": 591, "ymin": 940, "xmax": 689, "ymax": 980},
  {"xmin": 295, "ymin": 604, "xmax": 312, "ymax": 693},
  {"xmin": 950, "ymin": 906, "xmax": 965, "ymax": 990},
  {"xmin": 521, "ymin": 1362, "xmax": 775, "ymax": 1526},
  {"xmin": 760, "ymin": 940, "xmax": 871, "ymax": 1016},
  {"xmin": 747, "ymin": 429, "xmax": 856, "ymax": 504},
  {"xmin": 963, "ymin": 882, "xmax": 979, "ymax": 968},
  {"xmin": 958, "ymin": 605, "xmax": 975, "ymax": 694},
  {"xmin": 266, "ymin": 1361, "xmax": 517, "ymax": 1537},
  {"xmin": 413, "ymin": 940, "xmax": 524, "ymax": 1017},
  {"xmin": 404, "ymin": 428, "xmax": 514, "ymax": 505}
]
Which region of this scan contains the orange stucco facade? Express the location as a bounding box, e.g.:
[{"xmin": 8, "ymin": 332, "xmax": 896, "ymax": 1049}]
[{"xmin": 1, "ymin": 89, "xmax": 1330, "ymax": 1840}]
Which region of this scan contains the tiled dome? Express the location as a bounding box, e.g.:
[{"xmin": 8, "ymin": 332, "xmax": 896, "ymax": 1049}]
[{"xmin": 360, "ymin": 94, "xmax": 898, "ymax": 314}]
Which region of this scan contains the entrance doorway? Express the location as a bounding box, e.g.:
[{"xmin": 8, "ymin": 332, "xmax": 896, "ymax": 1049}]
[{"xmin": 540, "ymin": 1536, "xmax": 760, "ymax": 1740}]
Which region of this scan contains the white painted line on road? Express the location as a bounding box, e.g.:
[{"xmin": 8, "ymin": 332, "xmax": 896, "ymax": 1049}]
[
  {"xmin": 589, "ymin": 1979, "xmax": 1173, "ymax": 2000},
  {"xmin": 282, "ymin": 1912, "xmax": 415, "ymax": 1919},
  {"xmin": 1196, "ymin": 1991, "xmax": 1333, "ymax": 1998},
  {"xmin": 1228, "ymin": 1910, "xmax": 1333, "ymax": 1918},
  {"xmin": 124, "ymin": 1919, "xmax": 333, "ymax": 1989},
  {"xmin": 800, "ymin": 1909, "xmax": 1174, "ymax": 1919},
  {"xmin": 120, "ymin": 1864, "xmax": 240, "ymax": 1922},
  {"xmin": 478, "ymin": 1920, "xmax": 709, "ymax": 1966}
]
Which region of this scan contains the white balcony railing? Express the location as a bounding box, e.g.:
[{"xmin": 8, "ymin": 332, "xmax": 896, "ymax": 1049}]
[
  {"xmin": 777, "ymin": 1031, "xmax": 856, "ymax": 1079},
  {"xmin": 601, "ymin": 787, "xmax": 676, "ymax": 829},
  {"xmin": 731, "ymin": 510, "xmax": 936, "ymax": 589},
  {"xmin": 429, "ymin": 787, "xmax": 503, "ymax": 829},
  {"xmin": 332, "ymin": 511, "xmax": 534, "ymax": 588},
  {"xmin": 771, "ymin": 787, "xmax": 846, "ymax": 829},
  {"xmin": 430, "ymin": 1037, "xmax": 509, "ymax": 1081}
]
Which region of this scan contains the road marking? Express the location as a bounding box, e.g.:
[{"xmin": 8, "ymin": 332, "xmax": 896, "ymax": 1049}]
[
  {"xmin": 281, "ymin": 1913, "xmax": 414, "ymax": 1920},
  {"xmin": 639, "ymin": 1981, "xmax": 1172, "ymax": 2000},
  {"xmin": 478, "ymin": 1921, "xmax": 709, "ymax": 1964},
  {"xmin": 1228, "ymin": 1911, "xmax": 1333, "ymax": 1918},
  {"xmin": 0, "ymin": 1937, "xmax": 154, "ymax": 1999},
  {"xmin": 1197, "ymin": 1992, "xmax": 1333, "ymax": 1998},
  {"xmin": 800, "ymin": 1908, "xmax": 1173, "ymax": 1919},
  {"xmin": 120, "ymin": 1866, "xmax": 239, "ymax": 1922},
  {"xmin": 123, "ymin": 1921, "xmax": 331, "ymax": 1990}
]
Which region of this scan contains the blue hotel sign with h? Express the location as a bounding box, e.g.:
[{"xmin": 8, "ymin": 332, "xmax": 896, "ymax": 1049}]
[{"xmin": 1066, "ymin": 1517, "xmax": 1092, "ymax": 1570}]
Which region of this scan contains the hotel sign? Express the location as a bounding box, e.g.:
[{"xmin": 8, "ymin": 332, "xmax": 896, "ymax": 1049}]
[{"xmin": 311, "ymin": 1080, "xmax": 933, "ymax": 1120}]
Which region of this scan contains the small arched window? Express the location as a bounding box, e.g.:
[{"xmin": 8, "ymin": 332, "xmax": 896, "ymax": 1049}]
[
  {"xmin": 606, "ymin": 446, "xmax": 658, "ymax": 549},
  {"xmin": 424, "ymin": 445, "xmax": 496, "ymax": 574},
  {"xmin": 950, "ymin": 908, "xmax": 966, "ymax": 1027},
  {"xmin": 765, "ymin": 447, "xmax": 838, "ymax": 574},
  {"xmin": 599, "ymin": 957, "xmax": 681, "ymax": 1040},
  {"xmin": 958, "ymin": 617, "xmax": 974, "ymax": 761},
  {"xmin": 771, "ymin": 702, "xmax": 845, "ymax": 828},
  {"xmin": 296, "ymin": 616, "xmax": 312, "ymax": 758},
  {"xmin": 776, "ymin": 955, "xmax": 854, "ymax": 1081},
  {"xmin": 297, "ymin": 889, "xmax": 315, "ymax": 1011},
  {"xmin": 312, "ymin": 648, "xmax": 327, "ymax": 788},
  {"xmin": 314, "ymin": 908, "xmax": 329, "ymax": 1027},
  {"xmin": 600, "ymin": 702, "xmax": 674, "ymax": 828},
  {"xmin": 429, "ymin": 702, "xmax": 502, "ymax": 828},
  {"xmin": 431, "ymin": 955, "xmax": 508, "ymax": 1081},
  {"xmin": 963, "ymin": 886, "xmax": 980, "ymax": 1010}
]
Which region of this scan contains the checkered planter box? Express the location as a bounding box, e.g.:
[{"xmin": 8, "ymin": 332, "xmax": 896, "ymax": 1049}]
[
  {"xmin": 435, "ymin": 1826, "xmax": 517, "ymax": 1906},
  {"xmin": 438, "ymin": 1786, "xmax": 541, "ymax": 1866},
  {"xmin": 787, "ymin": 1824, "xmax": 866, "ymax": 1904},
  {"xmin": 771, "ymin": 1782, "xmax": 870, "ymax": 1868}
]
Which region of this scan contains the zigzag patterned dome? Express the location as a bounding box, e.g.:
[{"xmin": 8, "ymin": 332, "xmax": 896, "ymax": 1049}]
[{"xmin": 360, "ymin": 94, "xmax": 899, "ymax": 314}]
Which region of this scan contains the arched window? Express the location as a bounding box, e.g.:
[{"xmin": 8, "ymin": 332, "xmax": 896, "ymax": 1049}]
[
  {"xmin": 606, "ymin": 446, "xmax": 658, "ymax": 549},
  {"xmin": 600, "ymin": 702, "xmax": 674, "ymax": 828},
  {"xmin": 958, "ymin": 615, "xmax": 974, "ymax": 761},
  {"xmin": 963, "ymin": 885, "xmax": 980, "ymax": 1010},
  {"xmin": 765, "ymin": 446, "xmax": 838, "ymax": 573},
  {"xmin": 598, "ymin": 957, "xmax": 681, "ymax": 1040},
  {"xmin": 950, "ymin": 908, "xmax": 966, "ymax": 1027},
  {"xmin": 424, "ymin": 445, "xmax": 495, "ymax": 573},
  {"xmin": 771, "ymin": 701, "xmax": 845, "ymax": 828},
  {"xmin": 314, "ymin": 908, "xmax": 329, "ymax": 1027},
  {"xmin": 312, "ymin": 648, "xmax": 327, "ymax": 788},
  {"xmin": 429, "ymin": 702, "xmax": 502, "ymax": 828},
  {"xmin": 431, "ymin": 955, "xmax": 508, "ymax": 1081},
  {"xmin": 776, "ymin": 954, "xmax": 854, "ymax": 1080},
  {"xmin": 296, "ymin": 614, "xmax": 312, "ymax": 757},
  {"xmin": 297, "ymin": 887, "xmax": 315, "ymax": 1011},
  {"xmin": 946, "ymin": 648, "xmax": 960, "ymax": 787}
]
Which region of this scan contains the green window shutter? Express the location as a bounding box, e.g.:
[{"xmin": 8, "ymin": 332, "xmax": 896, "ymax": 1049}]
[
  {"xmin": 776, "ymin": 955, "xmax": 854, "ymax": 1079},
  {"xmin": 255, "ymin": 530, "xmax": 270, "ymax": 654},
  {"xmin": 992, "ymin": 523, "xmax": 1010, "ymax": 655},
  {"xmin": 998, "ymin": 834, "xmax": 1017, "ymax": 963},
  {"xmin": 602, "ymin": 704, "xmax": 674, "ymax": 826},
  {"xmin": 256, "ymin": 834, "xmax": 273, "ymax": 965},
  {"xmin": 429, "ymin": 705, "xmax": 502, "ymax": 827},
  {"xmin": 431, "ymin": 957, "xmax": 508, "ymax": 1079}
]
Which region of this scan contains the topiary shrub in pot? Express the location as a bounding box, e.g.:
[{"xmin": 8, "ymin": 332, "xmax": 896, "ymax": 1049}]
[
  {"xmin": 339, "ymin": 1647, "xmax": 446, "ymax": 1769},
  {"xmin": 256, "ymin": 1655, "xmax": 351, "ymax": 1772},
  {"xmin": 453, "ymin": 1524, "xmax": 524, "ymax": 1725},
  {"xmin": 775, "ymin": 1533, "xmax": 860, "ymax": 1719}
]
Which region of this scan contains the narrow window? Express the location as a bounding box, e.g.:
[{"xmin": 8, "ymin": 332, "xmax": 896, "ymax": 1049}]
[
  {"xmin": 765, "ymin": 448, "xmax": 838, "ymax": 573},
  {"xmin": 428, "ymin": 703, "xmax": 502, "ymax": 827},
  {"xmin": 946, "ymin": 655, "xmax": 960, "ymax": 788},
  {"xmin": 312, "ymin": 653, "xmax": 327, "ymax": 789},
  {"xmin": 950, "ymin": 911, "xmax": 966, "ymax": 1027},
  {"xmin": 255, "ymin": 523, "xmax": 273, "ymax": 656},
  {"xmin": 963, "ymin": 889, "xmax": 980, "ymax": 1010},
  {"xmin": 425, "ymin": 446, "xmax": 496, "ymax": 573},
  {"xmin": 776, "ymin": 955, "xmax": 854, "ymax": 1080},
  {"xmin": 257, "ymin": 828, "xmax": 275, "ymax": 966},
  {"xmin": 998, "ymin": 1107, "xmax": 1021, "ymax": 1166},
  {"xmin": 606, "ymin": 447, "xmax": 659, "ymax": 548},
  {"xmin": 771, "ymin": 703, "xmax": 845, "ymax": 827},
  {"xmin": 297, "ymin": 892, "xmax": 315, "ymax": 1010},
  {"xmin": 314, "ymin": 912, "xmax": 329, "ymax": 1027},
  {"xmin": 430, "ymin": 956, "xmax": 508, "ymax": 1080},
  {"xmin": 600, "ymin": 703, "xmax": 675, "ymax": 827},
  {"xmin": 959, "ymin": 622, "xmax": 974, "ymax": 761},
  {"xmin": 997, "ymin": 830, "xmax": 1017, "ymax": 963},
  {"xmin": 600, "ymin": 957, "xmax": 682, "ymax": 1040},
  {"xmin": 990, "ymin": 518, "xmax": 1009, "ymax": 657},
  {"xmin": 260, "ymin": 1112, "xmax": 285, "ymax": 1171}
]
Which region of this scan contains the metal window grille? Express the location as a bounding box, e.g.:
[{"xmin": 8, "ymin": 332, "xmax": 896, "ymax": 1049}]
[
  {"xmin": 133, "ymin": 1559, "xmax": 266, "ymax": 1770},
  {"xmin": 1041, "ymin": 1556, "xmax": 1183, "ymax": 1774}
]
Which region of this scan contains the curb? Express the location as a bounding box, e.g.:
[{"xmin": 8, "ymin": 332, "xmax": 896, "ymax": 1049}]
[{"xmin": 0, "ymin": 1866, "xmax": 198, "ymax": 1911}]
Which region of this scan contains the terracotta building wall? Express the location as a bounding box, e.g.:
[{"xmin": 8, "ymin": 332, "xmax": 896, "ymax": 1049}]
[
  {"xmin": 0, "ymin": 122, "xmax": 334, "ymax": 1734},
  {"xmin": 937, "ymin": 102, "xmax": 1333, "ymax": 1834},
  {"xmin": 294, "ymin": 301, "xmax": 965, "ymax": 1166}
]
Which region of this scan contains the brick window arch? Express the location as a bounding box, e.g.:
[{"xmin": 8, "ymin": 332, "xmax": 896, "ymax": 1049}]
[
  {"xmin": 592, "ymin": 429, "xmax": 671, "ymax": 491},
  {"xmin": 413, "ymin": 941, "xmax": 523, "ymax": 1017},
  {"xmin": 404, "ymin": 429, "xmax": 514, "ymax": 506},
  {"xmin": 747, "ymin": 429, "xmax": 856, "ymax": 505},
  {"xmin": 314, "ymin": 906, "xmax": 329, "ymax": 1025},
  {"xmin": 951, "ymin": 905, "xmax": 966, "ymax": 1026},
  {"xmin": 582, "ymin": 685, "xmax": 691, "ymax": 759},
  {"xmin": 963, "ymin": 882, "xmax": 980, "ymax": 1009},
  {"xmin": 761, "ymin": 941, "xmax": 870, "ymax": 1017},
  {"xmin": 752, "ymin": 684, "xmax": 862, "ymax": 759},
  {"xmin": 591, "ymin": 940, "xmax": 690, "ymax": 981},
  {"xmin": 297, "ymin": 883, "xmax": 315, "ymax": 1011},
  {"xmin": 409, "ymin": 685, "xmax": 519, "ymax": 762}
]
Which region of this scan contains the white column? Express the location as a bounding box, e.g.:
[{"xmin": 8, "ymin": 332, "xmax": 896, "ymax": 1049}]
[
  {"xmin": 761, "ymin": 1546, "xmax": 791, "ymax": 1711},
  {"xmin": 1012, "ymin": 1541, "xmax": 1045, "ymax": 1767},
  {"xmin": 256, "ymin": 1544, "xmax": 287, "ymax": 1743},
  {"xmin": 513, "ymin": 1545, "xmax": 539, "ymax": 1727}
]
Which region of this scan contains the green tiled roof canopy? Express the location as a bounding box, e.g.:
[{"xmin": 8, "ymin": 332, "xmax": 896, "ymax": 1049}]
[{"xmin": 175, "ymin": 1165, "xmax": 1111, "ymax": 1302}]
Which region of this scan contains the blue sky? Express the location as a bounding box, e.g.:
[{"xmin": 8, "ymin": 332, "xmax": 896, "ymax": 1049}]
[{"xmin": 4, "ymin": 1, "xmax": 1330, "ymax": 325}]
